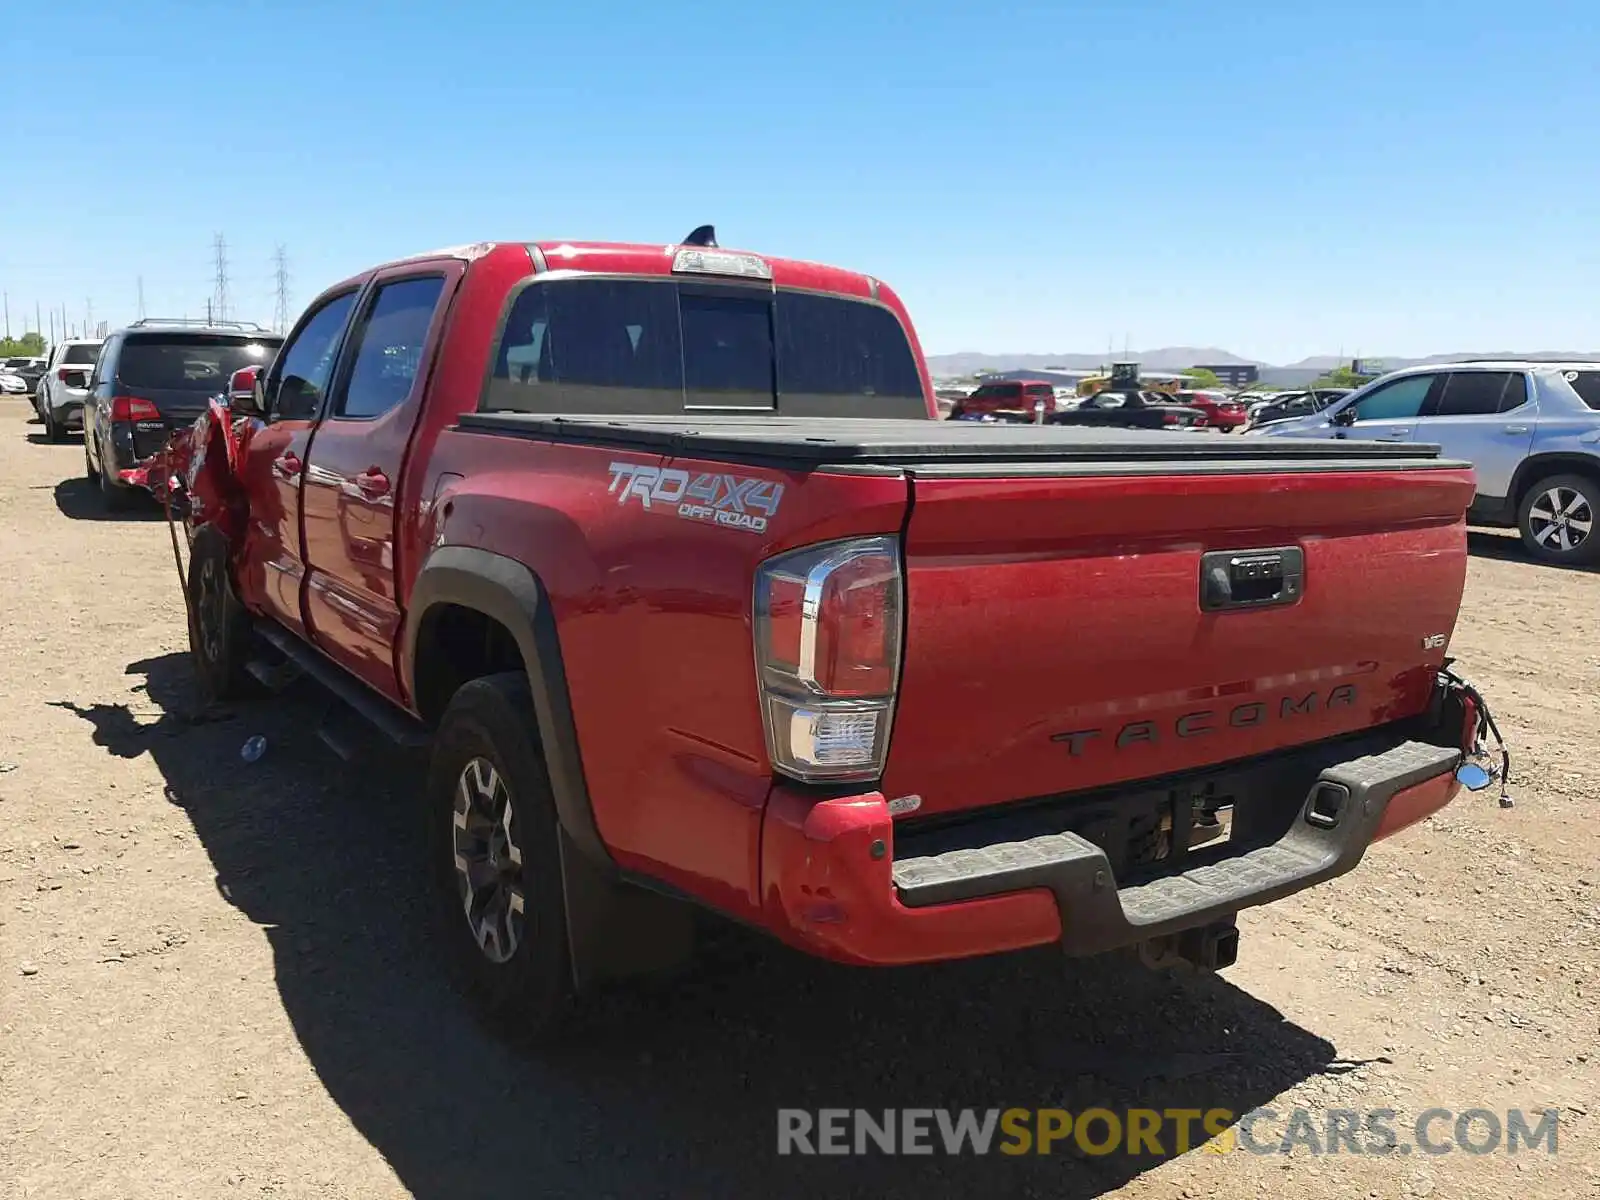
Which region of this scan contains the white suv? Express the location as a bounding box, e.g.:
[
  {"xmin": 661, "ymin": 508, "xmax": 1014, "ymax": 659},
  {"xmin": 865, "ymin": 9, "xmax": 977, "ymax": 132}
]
[{"xmin": 35, "ymin": 339, "xmax": 104, "ymax": 442}]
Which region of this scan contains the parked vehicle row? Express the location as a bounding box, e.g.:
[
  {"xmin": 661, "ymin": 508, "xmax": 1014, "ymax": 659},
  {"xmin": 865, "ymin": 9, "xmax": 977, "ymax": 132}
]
[
  {"xmin": 32, "ymin": 339, "xmax": 104, "ymax": 442},
  {"xmin": 1250, "ymin": 362, "xmax": 1600, "ymax": 565}
]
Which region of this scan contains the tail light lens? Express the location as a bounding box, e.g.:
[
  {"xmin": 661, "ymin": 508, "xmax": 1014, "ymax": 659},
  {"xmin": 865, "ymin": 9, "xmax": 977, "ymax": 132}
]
[
  {"xmin": 110, "ymin": 395, "xmax": 160, "ymax": 422},
  {"xmin": 754, "ymin": 535, "xmax": 903, "ymax": 782}
]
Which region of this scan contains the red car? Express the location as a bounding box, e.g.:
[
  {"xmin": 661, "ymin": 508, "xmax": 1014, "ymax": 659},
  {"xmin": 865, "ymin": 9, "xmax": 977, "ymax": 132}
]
[
  {"xmin": 1175, "ymin": 389, "xmax": 1249, "ymax": 431},
  {"xmin": 951, "ymin": 378, "xmax": 1062, "ymax": 419},
  {"xmin": 164, "ymin": 230, "xmax": 1493, "ymax": 1039}
]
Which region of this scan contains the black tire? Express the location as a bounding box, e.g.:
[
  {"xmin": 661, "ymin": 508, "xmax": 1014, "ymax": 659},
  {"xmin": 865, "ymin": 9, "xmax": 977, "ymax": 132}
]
[
  {"xmin": 1517, "ymin": 473, "xmax": 1600, "ymax": 566},
  {"xmin": 186, "ymin": 524, "xmax": 254, "ymax": 705},
  {"xmin": 948, "ymin": 404, "xmax": 964, "ymax": 420},
  {"xmin": 98, "ymin": 450, "xmax": 137, "ymax": 511},
  {"xmin": 427, "ymin": 673, "xmax": 572, "ymax": 1040},
  {"xmin": 84, "ymin": 436, "xmax": 100, "ymax": 482},
  {"xmin": 43, "ymin": 405, "xmax": 64, "ymax": 443}
]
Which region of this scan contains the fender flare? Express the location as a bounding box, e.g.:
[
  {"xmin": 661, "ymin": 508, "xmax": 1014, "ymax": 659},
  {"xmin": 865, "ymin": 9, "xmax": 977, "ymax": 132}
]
[{"xmin": 405, "ymin": 545, "xmax": 611, "ymax": 868}]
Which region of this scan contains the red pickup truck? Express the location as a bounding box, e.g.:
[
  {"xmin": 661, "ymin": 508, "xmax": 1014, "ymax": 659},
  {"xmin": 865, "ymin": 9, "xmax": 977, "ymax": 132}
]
[{"xmin": 168, "ymin": 230, "xmax": 1496, "ymax": 1038}]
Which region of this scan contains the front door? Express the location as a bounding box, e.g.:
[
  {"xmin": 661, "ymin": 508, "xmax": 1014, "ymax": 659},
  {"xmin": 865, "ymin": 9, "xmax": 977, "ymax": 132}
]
[
  {"xmin": 1327, "ymin": 372, "xmax": 1440, "ymax": 443},
  {"xmin": 300, "ymin": 266, "xmax": 457, "ymax": 699},
  {"xmin": 233, "ymin": 289, "xmax": 362, "ymax": 637}
]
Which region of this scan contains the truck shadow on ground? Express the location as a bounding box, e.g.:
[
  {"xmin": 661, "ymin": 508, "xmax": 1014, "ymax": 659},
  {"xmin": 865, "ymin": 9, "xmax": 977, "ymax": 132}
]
[
  {"xmin": 51, "ymin": 476, "xmax": 163, "ymax": 522},
  {"xmin": 56, "ymin": 651, "xmax": 1351, "ymax": 1200},
  {"xmin": 1466, "ymin": 529, "xmax": 1597, "ymax": 574}
]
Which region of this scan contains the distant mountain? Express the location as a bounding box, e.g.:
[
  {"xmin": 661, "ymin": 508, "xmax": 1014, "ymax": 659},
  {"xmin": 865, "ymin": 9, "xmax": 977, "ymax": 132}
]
[{"xmin": 928, "ymin": 347, "xmax": 1600, "ymax": 383}]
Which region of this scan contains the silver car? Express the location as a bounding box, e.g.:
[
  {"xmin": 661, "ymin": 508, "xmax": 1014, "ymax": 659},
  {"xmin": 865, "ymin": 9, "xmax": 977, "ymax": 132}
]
[{"xmin": 1251, "ymin": 361, "xmax": 1600, "ymax": 565}]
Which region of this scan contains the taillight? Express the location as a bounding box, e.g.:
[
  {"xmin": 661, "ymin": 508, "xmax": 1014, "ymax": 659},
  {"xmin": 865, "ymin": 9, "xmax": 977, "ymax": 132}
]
[
  {"xmin": 110, "ymin": 395, "xmax": 160, "ymax": 422},
  {"xmin": 754, "ymin": 535, "xmax": 903, "ymax": 782}
]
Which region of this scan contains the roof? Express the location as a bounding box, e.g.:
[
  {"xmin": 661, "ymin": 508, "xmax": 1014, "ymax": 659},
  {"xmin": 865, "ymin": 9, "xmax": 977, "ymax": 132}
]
[
  {"xmin": 113, "ymin": 319, "xmax": 283, "ymax": 340},
  {"xmin": 367, "ymin": 239, "xmax": 884, "ymax": 302}
]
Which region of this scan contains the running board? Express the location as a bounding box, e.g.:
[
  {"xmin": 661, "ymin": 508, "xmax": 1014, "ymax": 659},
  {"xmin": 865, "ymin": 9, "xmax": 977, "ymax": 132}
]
[{"xmin": 253, "ymin": 620, "xmax": 431, "ymax": 749}]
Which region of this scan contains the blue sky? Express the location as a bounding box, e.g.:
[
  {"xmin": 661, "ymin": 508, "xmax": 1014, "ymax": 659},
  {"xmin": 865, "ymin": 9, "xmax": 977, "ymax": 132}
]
[{"xmin": 3, "ymin": 0, "xmax": 1597, "ymax": 363}]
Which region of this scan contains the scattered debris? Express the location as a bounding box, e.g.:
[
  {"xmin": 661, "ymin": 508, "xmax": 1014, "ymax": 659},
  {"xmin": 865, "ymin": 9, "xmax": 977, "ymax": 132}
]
[{"xmin": 240, "ymin": 735, "xmax": 267, "ymax": 764}]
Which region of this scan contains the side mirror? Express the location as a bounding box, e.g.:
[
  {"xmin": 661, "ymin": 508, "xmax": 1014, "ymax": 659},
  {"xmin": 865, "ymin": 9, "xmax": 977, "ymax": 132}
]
[
  {"xmin": 228, "ymin": 365, "xmax": 264, "ymax": 418},
  {"xmin": 1330, "ymin": 405, "xmax": 1357, "ymax": 427}
]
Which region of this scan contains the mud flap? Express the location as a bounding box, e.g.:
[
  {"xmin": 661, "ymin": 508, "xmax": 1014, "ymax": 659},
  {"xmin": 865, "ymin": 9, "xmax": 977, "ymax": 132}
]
[{"xmin": 557, "ymin": 828, "xmax": 696, "ymax": 994}]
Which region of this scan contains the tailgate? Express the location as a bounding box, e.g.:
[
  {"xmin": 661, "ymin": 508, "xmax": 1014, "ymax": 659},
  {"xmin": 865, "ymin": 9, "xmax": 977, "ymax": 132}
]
[{"xmin": 881, "ymin": 462, "xmax": 1474, "ymax": 817}]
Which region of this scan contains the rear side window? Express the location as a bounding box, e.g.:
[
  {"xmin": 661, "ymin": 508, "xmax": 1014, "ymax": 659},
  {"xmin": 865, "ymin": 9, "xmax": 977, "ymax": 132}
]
[
  {"xmin": 1564, "ymin": 370, "xmax": 1600, "ymax": 410},
  {"xmin": 334, "ymin": 276, "xmax": 445, "ymax": 419},
  {"xmin": 62, "ymin": 343, "xmax": 101, "ymax": 365},
  {"xmin": 115, "ymin": 335, "xmax": 279, "ymax": 393},
  {"xmin": 485, "ymin": 278, "xmax": 925, "ymax": 417},
  {"xmin": 1433, "ymin": 371, "xmax": 1525, "ymax": 416}
]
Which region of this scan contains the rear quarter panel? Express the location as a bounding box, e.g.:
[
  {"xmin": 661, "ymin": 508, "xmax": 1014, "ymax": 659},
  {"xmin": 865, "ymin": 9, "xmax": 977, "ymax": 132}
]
[{"xmin": 421, "ymin": 430, "xmax": 909, "ymax": 919}]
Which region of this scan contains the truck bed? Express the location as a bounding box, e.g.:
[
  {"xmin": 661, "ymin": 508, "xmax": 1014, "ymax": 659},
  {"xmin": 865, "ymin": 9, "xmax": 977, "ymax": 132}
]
[{"xmin": 456, "ymin": 412, "xmax": 1458, "ymax": 473}]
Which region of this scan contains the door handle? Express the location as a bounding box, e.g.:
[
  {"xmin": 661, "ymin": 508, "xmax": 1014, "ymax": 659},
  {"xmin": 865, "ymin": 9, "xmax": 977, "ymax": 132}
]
[
  {"xmin": 1503, "ymin": 424, "xmax": 1530, "ymax": 434},
  {"xmin": 273, "ymin": 451, "xmax": 303, "ymax": 480},
  {"xmin": 354, "ymin": 467, "xmax": 391, "ymax": 498}
]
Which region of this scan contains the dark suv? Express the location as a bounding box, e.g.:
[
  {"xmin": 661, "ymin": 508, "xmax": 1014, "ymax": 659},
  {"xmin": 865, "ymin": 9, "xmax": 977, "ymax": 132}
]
[{"xmin": 84, "ymin": 319, "xmax": 283, "ymax": 509}]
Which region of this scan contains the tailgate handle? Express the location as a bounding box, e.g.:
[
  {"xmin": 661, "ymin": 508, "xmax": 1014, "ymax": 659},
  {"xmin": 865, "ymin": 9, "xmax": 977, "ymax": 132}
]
[{"xmin": 1200, "ymin": 547, "xmax": 1304, "ymax": 612}]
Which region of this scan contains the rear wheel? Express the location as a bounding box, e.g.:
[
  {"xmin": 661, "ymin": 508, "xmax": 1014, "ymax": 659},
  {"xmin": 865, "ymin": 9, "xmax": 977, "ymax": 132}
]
[
  {"xmin": 427, "ymin": 673, "xmax": 572, "ymax": 1041},
  {"xmin": 42, "ymin": 405, "xmax": 64, "ymax": 443},
  {"xmin": 1517, "ymin": 473, "xmax": 1600, "ymax": 566},
  {"xmin": 186, "ymin": 524, "xmax": 254, "ymax": 704},
  {"xmin": 84, "ymin": 437, "xmax": 99, "ymax": 482},
  {"xmin": 98, "ymin": 457, "xmax": 136, "ymax": 510}
]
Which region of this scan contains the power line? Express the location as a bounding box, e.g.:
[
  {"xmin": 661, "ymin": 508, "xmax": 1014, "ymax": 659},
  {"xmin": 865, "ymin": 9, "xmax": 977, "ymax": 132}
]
[
  {"xmin": 272, "ymin": 245, "xmax": 291, "ymax": 333},
  {"xmin": 213, "ymin": 232, "xmax": 231, "ymax": 324}
]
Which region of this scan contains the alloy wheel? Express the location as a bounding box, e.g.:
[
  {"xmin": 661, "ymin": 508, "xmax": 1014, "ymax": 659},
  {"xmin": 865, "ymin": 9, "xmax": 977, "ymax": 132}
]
[
  {"xmin": 451, "ymin": 758, "xmax": 526, "ymax": 964},
  {"xmin": 1527, "ymin": 486, "xmax": 1594, "ymax": 555}
]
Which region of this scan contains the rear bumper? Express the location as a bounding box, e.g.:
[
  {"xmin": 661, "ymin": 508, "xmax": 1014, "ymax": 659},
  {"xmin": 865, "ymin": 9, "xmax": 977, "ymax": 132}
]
[{"xmin": 759, "ymin": 696, "xmax": 1474, "ymax": 967}]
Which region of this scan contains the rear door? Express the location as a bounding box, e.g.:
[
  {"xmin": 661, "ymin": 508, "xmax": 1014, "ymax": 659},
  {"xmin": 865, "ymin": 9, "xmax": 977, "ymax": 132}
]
[
  {"xmin": 300, "ymin": 264, "xmax": 459, "ymax": 698},
  {"xmin": 233, "ymin": 290, "xmax": 363, "ymax": 637},
  {"xmin": 1413, "ymin": 370, "xmax": 1532, "ymax": 500}
]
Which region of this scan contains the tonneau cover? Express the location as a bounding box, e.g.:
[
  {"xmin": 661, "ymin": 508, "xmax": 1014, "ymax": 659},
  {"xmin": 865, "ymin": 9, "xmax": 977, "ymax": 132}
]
[{"xmin": 457, "ymin": 412, "xmax": 1452, "ymax": 470}]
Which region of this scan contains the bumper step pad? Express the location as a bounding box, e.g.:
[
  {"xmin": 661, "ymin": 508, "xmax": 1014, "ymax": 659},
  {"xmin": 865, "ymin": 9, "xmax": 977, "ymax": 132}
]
[{"xmin": 892, "ymin": 740, "xmax": 1459, "ymax": 956}]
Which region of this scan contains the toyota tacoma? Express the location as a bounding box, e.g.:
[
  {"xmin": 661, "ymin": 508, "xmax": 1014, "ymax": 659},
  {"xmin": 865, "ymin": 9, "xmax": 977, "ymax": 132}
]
[{"xmin": 161, "ymin": 229, "xmax": 1499, "ymax": 1037}]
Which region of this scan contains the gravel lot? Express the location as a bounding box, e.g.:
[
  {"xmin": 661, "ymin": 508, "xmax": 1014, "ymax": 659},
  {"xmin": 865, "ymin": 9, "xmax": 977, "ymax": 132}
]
[{"xmin": 1, "ymin": 397, "xmax": 1596, "ymax": 1199}]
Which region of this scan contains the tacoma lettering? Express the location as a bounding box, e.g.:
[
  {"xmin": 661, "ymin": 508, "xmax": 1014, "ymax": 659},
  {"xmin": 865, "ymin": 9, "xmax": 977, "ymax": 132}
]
[{"xmin": 1051, "ymin": 686, "xmax": 1361, "ymax": 756}]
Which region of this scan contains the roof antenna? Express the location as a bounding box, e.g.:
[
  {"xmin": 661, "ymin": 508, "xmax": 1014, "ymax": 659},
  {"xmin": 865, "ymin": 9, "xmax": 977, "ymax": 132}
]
[{"xmin": 682, "ymin": 224, "xmax": 717, "ymax": 247}]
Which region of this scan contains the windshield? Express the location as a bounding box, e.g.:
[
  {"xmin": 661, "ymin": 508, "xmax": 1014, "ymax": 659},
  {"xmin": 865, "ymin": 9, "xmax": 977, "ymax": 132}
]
[
  {"xmin": 486, "ymin": 279, "xmax": 926, "ymax": 418},
  {"xmin": 116, "ymin": 335, "xmax": 282, "ymax": 391}
]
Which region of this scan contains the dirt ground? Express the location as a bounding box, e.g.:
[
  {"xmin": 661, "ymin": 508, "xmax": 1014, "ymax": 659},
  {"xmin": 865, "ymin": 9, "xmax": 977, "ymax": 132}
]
[{"xmin": 1, "ymin": 396, "xmax": 1596, "ymax": 1200}]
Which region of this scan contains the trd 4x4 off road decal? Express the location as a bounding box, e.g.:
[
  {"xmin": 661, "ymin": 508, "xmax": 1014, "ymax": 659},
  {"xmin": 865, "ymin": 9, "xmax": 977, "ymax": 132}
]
[{"xmin": 607, "ymin": 461, "xmax": 785, "ymax": 534}]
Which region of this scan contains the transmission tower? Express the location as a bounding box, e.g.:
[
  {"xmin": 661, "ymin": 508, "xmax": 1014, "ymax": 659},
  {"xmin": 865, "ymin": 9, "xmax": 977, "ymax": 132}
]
[
  {"xmin": 212, "ymin": 233, "xmax": 231, "ymax": 324},
  {"xmin": 272, "ymin": 245, "xmax": 291, "ymax": 333},
  {"xmin": 136, "ymin": 276, "xmax": 146, "ymax": 320}
]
